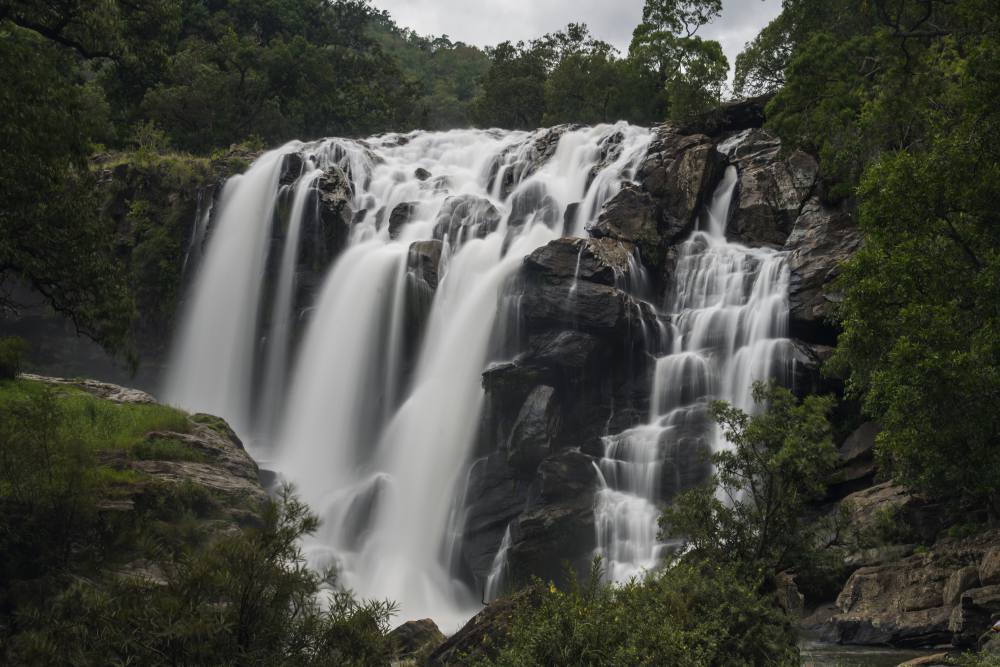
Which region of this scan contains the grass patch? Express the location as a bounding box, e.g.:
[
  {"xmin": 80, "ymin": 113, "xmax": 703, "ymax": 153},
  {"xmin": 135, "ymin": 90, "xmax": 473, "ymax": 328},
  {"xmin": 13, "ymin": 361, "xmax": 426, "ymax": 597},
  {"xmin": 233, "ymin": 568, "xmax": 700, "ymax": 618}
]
[{"xmin": 133, "ymin": 437, "xmax": 206, "ymax": 463}]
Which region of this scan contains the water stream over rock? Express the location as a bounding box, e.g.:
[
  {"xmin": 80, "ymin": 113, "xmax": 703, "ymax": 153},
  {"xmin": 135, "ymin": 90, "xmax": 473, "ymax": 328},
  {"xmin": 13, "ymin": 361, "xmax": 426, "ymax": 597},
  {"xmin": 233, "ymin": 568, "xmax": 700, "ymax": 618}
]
[{"xmin": 166, "ymin": 125, "xmax": 653, "ymax": 627}]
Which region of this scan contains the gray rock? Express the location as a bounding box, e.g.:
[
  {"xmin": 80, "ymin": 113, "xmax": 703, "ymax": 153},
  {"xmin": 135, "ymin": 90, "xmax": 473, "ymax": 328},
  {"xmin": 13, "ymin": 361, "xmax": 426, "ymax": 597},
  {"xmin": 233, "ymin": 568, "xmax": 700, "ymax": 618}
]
[
  {"xmin": 390, "ymin": 618, "xmax": 444, "ymax": 661},
  {"xmin": 944, "ymin": 566, "xmax": 982, "ymax": 607},
  {"xmin": 408, "ymin": 240, "xmax": 443, "ymax": 290},
  {"xmin": 981, "ymin": 548, "xmax": 1000, "ymax": 586},
  {"xmin": 524, "ymin": 237, "xmax": 636, "ymax": 287},
  {"xmin": 433, "ymin": 194, "xmax": 501, "ymax": 244},
  {"xmin": 308, "ymin": 165, "xmax": 353, "ymax": 273},
  {"xmin": 414, "ymin": 167, "xmax": 432, "ymax": 181},
  {"xmin": 388, "ymin": 201, "xmax": 418, "ymax": 239},
  {"xmin": 506, "ymin": 385, "xmax": 559, "ymax": 472},
  {"xmin": 508, "ymin": 450, "xmax": 601, "ymax": 586},
  {"xmin": 587, "ymin": 184, "xmax": 664, "ymax": 272},
  {"xmin": 724, "ymin": 130, "xmax": 818, "ymax": 247},
  {"xmin": 783, "ymin": 196, "xmax": 862, "ymax": 343}
]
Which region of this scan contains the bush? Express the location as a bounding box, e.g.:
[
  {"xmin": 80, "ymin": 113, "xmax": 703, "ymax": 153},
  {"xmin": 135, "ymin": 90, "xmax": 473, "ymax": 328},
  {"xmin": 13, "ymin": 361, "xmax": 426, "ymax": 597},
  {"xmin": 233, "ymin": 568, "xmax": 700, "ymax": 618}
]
[
  {"xmin": 0, "ymin": 336, "xmax": 27, "ymax": 379},
  {"xmin": 5, "ymin": 485, "xmax": 397, "ymax": 666},
  {"xmin": 474, "ymin": 560, "xmax": 798, "ymax": 667}
]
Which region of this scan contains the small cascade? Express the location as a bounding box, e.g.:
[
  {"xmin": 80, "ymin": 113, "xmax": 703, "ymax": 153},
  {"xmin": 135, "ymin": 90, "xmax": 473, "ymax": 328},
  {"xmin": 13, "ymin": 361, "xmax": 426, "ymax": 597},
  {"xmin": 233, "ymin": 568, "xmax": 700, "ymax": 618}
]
[
  {"xmin": 594, "ymin": 164, "xmax": 793, "ymax": 582},
  {"xmin": 484, "ymin": 525, "xmax": 513, "ymax": 603},
  {"xmin": 257, "ymin": 167, "xmax": 321, "ymax": 439},
  {"xmin": 164, "ymin": 142, "xmax": 300, "ymax": 434},
  {"xmin": 166, "ymin": 124, "xmax": 653, "ymax": 628}
]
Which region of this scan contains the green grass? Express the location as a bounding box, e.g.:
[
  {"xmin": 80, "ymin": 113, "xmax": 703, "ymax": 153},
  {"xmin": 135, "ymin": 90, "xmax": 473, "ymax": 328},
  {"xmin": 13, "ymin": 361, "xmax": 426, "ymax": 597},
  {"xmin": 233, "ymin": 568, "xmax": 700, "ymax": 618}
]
[
  {"xmin": 133, "ymin": 437, "xmax": 206, "ymax": 463},
  {"xmin": 0, "ymin": 378, "xmax": 191, "ymax": 455}
]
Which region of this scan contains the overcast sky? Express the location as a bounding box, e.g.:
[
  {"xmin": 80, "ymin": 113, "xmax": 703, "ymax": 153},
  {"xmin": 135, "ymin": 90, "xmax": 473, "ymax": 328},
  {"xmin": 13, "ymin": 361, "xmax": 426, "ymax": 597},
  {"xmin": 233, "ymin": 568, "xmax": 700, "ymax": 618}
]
[{"xmin": 372, "ymin": 0, "xmax": 783, "ymax": 85}]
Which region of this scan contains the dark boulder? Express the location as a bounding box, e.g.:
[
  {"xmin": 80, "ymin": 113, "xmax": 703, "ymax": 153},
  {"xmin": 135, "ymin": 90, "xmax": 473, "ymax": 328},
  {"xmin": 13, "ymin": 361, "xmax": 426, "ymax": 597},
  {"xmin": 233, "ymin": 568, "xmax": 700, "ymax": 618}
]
[
  {"xmin": 298, "ymin": 165, "xmax": 352, "ymax": 290},
  {"xmin": 506, "ymin": 385, "xmax": 560, "ymax": 472},
  {"xmin": 390, "ymin": 618, "xmax": 445, "ymax": 662},
  {"xmin": 433, "ymin": 194, "xmax": 501, "ymax": 244},
  {"xmin": 414, "ymin": 167, "xmax": 432, "ymax": 181},
  {"xmin": 508, "ymin": 181, "xmax": 559, "ymax": 229},
  {"xmin": 637, "ymin": 130, "xmax": 724, "ymax": 246},
  {"xmin": 828, "ymin": 421, "xmax": 879, "ymax": 498},
  {"xmin": 524, "ymin": 237, "xmax": 636, "ymax": 287},
  {"xmin": 723, "ymin": 130, "xmax": 819, "ymax": 247},
  {"xmin": 507, "ymin": 450, "xmax": 601, "ymax": 586},
  {"xmin": 460, "ymin": 454, "xmax": 532, "ymax": 587},
  {"xmin": 676, "ymin": 94, "xmax": 772, "ymax": 136},
  {"xmin": 388, "ymin": 201, "xmax": 418, "ymax": 239},
  {"xmin": 587, "ymin": 184, "xmax": 660, "ymax": 263},
  {"xmin": 279, "ymin": 152, "xmax": 304, "ymax": 186},
  {"xmin": 427, "ymin": 585, "xmax": 544, "ymax": 666},
  {"xmin": 407, "ymin": 239, "xmax": 443, "ymax": 291}
]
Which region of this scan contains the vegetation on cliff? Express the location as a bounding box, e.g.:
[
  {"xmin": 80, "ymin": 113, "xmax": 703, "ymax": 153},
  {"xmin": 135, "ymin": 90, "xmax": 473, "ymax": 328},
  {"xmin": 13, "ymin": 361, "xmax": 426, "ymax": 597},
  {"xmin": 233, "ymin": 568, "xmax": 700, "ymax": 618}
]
[
  {"xmin": 738, "ymin": 0, "xmax": 1000, "ymax": 515},
  {"xmin": 0, "ymin": 346, "xmax": 396, "ymax": 665}
]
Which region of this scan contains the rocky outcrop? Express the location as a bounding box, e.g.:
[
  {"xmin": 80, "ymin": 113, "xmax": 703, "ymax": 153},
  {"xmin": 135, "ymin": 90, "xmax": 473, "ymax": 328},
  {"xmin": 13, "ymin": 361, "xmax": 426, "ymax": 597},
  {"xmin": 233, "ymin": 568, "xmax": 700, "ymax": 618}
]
[
  {"xmin": 828, "ymin": 422, "xmax": 879, "ymax": 498},
  {"xmin": 388, "ymin": 201, "xmax": 418, "ymax": 239},
  {"xmin": 722, "ymin": 130, "xmax": 819, "ymax": 248},
  {"xmin": 427, "ymin": 585, "xmax": 544, "ymax": 666},
  {"xmin": 466, "ymin": 235, "xmax": 660, "ymax": 591},
  {"xmin": 27, "ymin": 375, "xmax": 268, "ymax": 530},
  {"xmin": 389, "ymin": 618, "xmax": 445, "ymax": 662},
  {"xmin": 783, "ymin": 197, "xmax": 861, "ymax": 343},
  {"xmin": 433, "ymin": 194, "xmax": 501, "ymax": 244},
  {"xmin": 635, "ymin": 130, "xmax": 723, "ymax": 254},
  {"xmin": 821, "ymin": 530, "xmax": 1000, "ymax": 648},
  {"xmin": 587, "ymin": 184, "xmax": 660, "ymax": 263}
]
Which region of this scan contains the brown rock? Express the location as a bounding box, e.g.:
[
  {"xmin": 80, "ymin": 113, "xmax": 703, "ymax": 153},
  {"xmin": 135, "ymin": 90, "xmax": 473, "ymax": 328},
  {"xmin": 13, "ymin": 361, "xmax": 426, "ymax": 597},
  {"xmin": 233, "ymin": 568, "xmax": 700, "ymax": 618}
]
[
  {"xmin": 389, "ymin": 618, "xmax": 445, "ymax": 662},
  {"xmin": 980, "ymin": 548, "xmax": 1000, "ymax": 586}
]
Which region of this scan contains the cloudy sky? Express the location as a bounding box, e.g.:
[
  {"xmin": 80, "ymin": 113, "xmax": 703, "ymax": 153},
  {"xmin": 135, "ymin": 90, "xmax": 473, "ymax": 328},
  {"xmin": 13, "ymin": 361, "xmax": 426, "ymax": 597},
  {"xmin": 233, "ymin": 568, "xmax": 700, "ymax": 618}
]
[{"xmin": 371, "ymin": 0, "xmax": 782, "ymax": 84}]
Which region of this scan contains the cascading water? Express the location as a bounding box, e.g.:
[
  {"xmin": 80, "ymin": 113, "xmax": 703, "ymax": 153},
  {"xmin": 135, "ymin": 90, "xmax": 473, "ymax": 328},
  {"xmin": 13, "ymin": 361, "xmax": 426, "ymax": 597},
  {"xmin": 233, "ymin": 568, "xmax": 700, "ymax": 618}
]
[
  {"xmin": 164, "ymin": 142, "xmax": 301, "ymax": 434},
  {"xmin": 165, "ymin": 124, "xmax": 653, "ymax": 628},
  {"xmin": 594, "ymin": 164, "xmax": 794, "ymax": 583}
]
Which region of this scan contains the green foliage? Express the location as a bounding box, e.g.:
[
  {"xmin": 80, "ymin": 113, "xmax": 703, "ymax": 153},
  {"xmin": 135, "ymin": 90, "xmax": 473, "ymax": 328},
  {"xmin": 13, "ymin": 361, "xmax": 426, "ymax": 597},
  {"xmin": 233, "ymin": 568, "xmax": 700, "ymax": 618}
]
[
  {"xmin": 662, "ymin": 382, "xmax": 837, "ymax": 578},
  {"xmin": 0, "ymin": 336, "xmax": 27, "ymax": 379},
  {"xmin": 738, "ymin": 0, "xmax": 1000, "ymax": 518},
  {"xmin": 133, "ymin": 436, "xmax": 205, "ymax": 462},
  {"xmin": 955, "ymin": 651, "xmax": 1000, "ymax": 666},
  {"xmin": 0, "ymin": 26, "xmax": 135, "ymax": 357},
  {"xmin": 371, "ymin": 20, "xmax": 491, "ymax": 130},
  {"xmin": 628, "ymin": 0, "xmax": 728, "ymax": 120},
  {"xmin": 474, "ymin": 560, "xmax": 797, "ymax": 667},
  {"xmin": 5, "ymin": 485, "xmax": 397, "ymax": 666}
]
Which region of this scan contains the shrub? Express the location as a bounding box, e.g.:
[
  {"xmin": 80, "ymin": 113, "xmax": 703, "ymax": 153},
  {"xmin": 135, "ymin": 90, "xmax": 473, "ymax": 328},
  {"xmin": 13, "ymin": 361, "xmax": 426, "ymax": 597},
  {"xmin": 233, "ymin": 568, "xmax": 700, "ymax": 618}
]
[
  {"xmin": 474, "ymin": 560, "xmax": 798, "ymax": 667},
  {"xmin": 0, "ymin": 336, "xmax": 27, "ymax": 379}
]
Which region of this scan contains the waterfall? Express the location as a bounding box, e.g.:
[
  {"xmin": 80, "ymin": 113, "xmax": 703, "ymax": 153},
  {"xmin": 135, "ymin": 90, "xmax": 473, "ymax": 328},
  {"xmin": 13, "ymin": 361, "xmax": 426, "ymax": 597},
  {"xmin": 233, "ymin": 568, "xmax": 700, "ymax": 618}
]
[
  {"xmin": 594, "ymin": 165, "xmax": 793, "ymax": 583},
  {"xmin": 165, "ymin": 125, "xmax": 653, "ymax": 629},
  {"xmin": 164, "ymin": 142, "xmax": 301, "ymax": 434}
]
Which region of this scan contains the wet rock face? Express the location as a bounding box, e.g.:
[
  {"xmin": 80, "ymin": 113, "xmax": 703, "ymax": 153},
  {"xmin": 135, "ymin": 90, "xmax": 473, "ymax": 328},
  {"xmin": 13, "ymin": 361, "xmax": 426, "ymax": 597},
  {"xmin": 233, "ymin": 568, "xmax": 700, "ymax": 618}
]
[
  {"xmin": 784, "ymin": 197, "xmax": 862, "ymax": 344},
  {"xmin": 723, "ymin": 130, "xmax": 819, "ymax": 248},
  {"xmin": 507, "ymin": 450, "xmax": 602, "ymax": 585},
  {"xmin": 408, "ymin": 239, "xmax": 443, "ymax": 291},
  {"xmin": 307, "ymin": 165, "xmax": 353, "ymax": 271},
  {"xmin": 524, "ymin": 237, "xmax": 636, "ymax": 287},
  {"xmin": 643, "ymin": 131, "xmax": 723, "ymax": 231},
  {"xmin": 433, "ymin": 194, "xmax": 501, "ymax": 244},
  {"xmin": 388, "ymin": 201, "xmax": 417, "ymax": 239},
  {"xmin": 587, "ymin": 184, "xmax": 660, "ymax": 262}
]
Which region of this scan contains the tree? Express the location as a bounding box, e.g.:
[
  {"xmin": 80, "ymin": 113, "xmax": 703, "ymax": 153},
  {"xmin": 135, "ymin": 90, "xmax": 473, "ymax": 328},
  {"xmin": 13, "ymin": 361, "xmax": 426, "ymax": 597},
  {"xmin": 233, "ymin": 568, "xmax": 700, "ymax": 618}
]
[
  {"xmin": 471, "ymin": 40, "xmax": 548, "ymax": 129},
  {"xmin": 662, "ymin": 382, "xmax": 837, "ymax": 578},
  {"xmin": 0, "ymin": 25, "xmax": 134, "ymax": 355},
  {"xmin": 753, "ymin": 0, "xmax": 1000, "ymax": 513},
  {"xmin": 627, "ymin": 0, "xmax": 728, "ymax": 120}
]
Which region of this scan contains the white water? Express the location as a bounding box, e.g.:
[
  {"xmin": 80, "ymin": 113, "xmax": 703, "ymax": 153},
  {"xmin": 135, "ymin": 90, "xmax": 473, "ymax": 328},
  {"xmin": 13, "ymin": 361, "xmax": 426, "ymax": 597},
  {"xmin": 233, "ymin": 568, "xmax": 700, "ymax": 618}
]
[
  {"xmin": 164, "ymin": 142, "xmax": 300, "ymax": 433},
  {"xmin": 595, "ymin": 165, "xmax": 793, "ymax": 583},
  {"xmin": 166, "ymin": 125, "xmax": 652, "ymax": 628}
]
